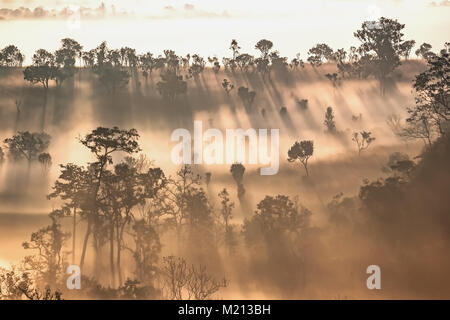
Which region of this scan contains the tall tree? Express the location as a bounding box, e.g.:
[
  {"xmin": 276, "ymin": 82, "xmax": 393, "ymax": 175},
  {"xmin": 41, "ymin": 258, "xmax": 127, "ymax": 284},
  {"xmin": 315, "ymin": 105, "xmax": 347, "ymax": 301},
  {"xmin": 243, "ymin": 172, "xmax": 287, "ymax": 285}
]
[
  {"xmin": 415, "ymin": 43, "xmax": 434, "ymax": 60},
  {"xmin": 400, "ymin": 40, "xmax": 416, "ymax": 60},
  {"xmin": 230, "ymin": 163, "xmax": 246, "ymax": 201},
  {"xmin": 407, "ymin": 49, "xmax": 449, "ymax": 136},
  {"xmin": 23, "ymin": 49, "xmax": 57, "ymax": 92},
  {"xmin": 324, "ymin": 107, "xmax": 337, "ymax": 133},
  {"xmin": 77, "ymin": 127, "xmax": 141, "ymax": 271},
  {"xmin": 354, "ymin": 17, "xmax": 409, "ymax": 95},
  {"xmin": 287, "ymin": 140, "xmax": 314, "ymax": 177},
  {"xmin": 3, "ymin": 131, "xmax": 51, "ymax": 172},
  {"xmin": 0, "ymin": 45, "xmax": 24, "ymax": 67}
]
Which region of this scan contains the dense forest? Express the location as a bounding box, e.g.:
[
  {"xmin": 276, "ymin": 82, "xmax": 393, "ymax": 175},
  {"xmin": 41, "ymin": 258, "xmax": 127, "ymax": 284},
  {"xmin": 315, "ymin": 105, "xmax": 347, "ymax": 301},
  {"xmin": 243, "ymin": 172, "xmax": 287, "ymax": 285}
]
[{"xmin": 0, "ymin": 17, "xmax": 449, "ymax": 299}]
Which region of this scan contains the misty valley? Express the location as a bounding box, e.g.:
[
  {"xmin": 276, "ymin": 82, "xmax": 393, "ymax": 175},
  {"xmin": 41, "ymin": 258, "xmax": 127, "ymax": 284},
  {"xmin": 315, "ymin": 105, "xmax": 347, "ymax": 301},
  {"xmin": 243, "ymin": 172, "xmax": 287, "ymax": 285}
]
[{"xmin": 0, "ymin": 16, "xmax": 449, "ymax": 301}]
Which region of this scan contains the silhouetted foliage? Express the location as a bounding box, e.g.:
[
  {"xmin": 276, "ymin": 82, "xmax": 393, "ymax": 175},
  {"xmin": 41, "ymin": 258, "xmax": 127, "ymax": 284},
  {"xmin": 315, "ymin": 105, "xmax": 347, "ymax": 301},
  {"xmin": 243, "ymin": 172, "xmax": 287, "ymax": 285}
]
[
  {"xmin": 221, "ymin": 78, "xmax": 234, "ymax": 94},
  {"xmin": 324, "ymin": 106, "xmax": 337, "ymax": 133},
  {"xmin": 354, "ymin": 17, "xmax": 411, "ymax": 94},
  {"xmin": 400, "ymin": 40, "xmax": 416, "ymax": 60},
  {"xmin": 407, "ymin": 49, "xmax": 449, "ymax": 136},
  {"xmin": 243, "ymin": 195, "xmax": 311, "ymax": 246},
  {"xmin": 352, "ymin": 131, "xmax": 375, "ymax": 155},
  {"xmin": 325, "ymin": 73, "xmax": 340, "ymax": 87},
  {"xmin": 23, "ymin": 49, "xmax": 58, "ymax": 91},
  {"xmin": 415, "ymin": 43, "xmax": 434, "ymax": 60},
  {"xmin": 22, "ymin": 213, "xmax": 69, "ymax": 287},
  {"xmin": 237, "ymin": 86, "xmax": 256, "ymax": 111},
  {"xmin": 230, "ymin": 163, "xmax": 246, "ymax": 201},
  {"xmin": 287, "ymin": 140, "xmax": 314, "ymax": 177},
  {"xmin": 0, "ymin": 45, "xmax": 24, "ymax": 67},
  {"xmin": 3, "ymin": 131, "xmax": 51, "ymax": 165},
  {"xmin": 157, "ymin": 71, "xmax": 187, "ymax": 103},
  {"xmin": 162, "ymin": 256, "xmax": 227, "ymax": 300},
  {"xmin": 307, "ymin": 43, "xmax": 334, "ymax": 67}
]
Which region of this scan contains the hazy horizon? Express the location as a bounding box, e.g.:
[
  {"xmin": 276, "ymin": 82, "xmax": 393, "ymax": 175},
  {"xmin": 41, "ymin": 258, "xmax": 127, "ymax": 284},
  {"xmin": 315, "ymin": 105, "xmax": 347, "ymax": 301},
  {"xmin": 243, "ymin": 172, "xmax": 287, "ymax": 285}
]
[{"xmin": 1, "ymin": 0, "xmax": 449, "ymax": 65}]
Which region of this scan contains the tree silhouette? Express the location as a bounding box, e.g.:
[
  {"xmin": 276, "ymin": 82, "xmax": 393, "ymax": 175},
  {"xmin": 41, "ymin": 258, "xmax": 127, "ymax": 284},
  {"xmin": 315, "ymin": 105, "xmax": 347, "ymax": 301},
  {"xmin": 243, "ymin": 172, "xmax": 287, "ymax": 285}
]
[
  {"xmin": 407, "ymin": 49, "xmax": 449, "ymax": 136},
  {"xmin": 3, "ymin": 131, "xmax": 51, "ymax": 169},
  {"xmin": 235, "ymin": 53, "xmax": 254, "ymax": 73},
  {"xmin": 48, "ymin": 163, "xmax": 96, "ymax": 265},
  {"xmin": 23, "ymin": 49, "xmax": 58, "ymax": 93},
  {"xmin": 333, "ymin": 48, "xmax": 348, "ymax": 73},
  {"xmin": 307, "ymin": 43, "xmax": 334, "ymax": 67},
  {"xmin": 22, "ymin": 212, "xmax": 69, "ymax": 287},
  {"xmin": 157, "ymin": 71, "xmax": 187, "ymax": 103},
  {"xmin": 139, "ymin": 52, "xmax": 156, "ymax": 80},
  {"xmin": 354, "ymin": 17, "xmax": 410, "ymax": 95},
  {"xmin": 0, "ymin": 268, "xmax": 62, "ymax": 300},
  {"xmin": 415, "ymin": 43, "xmax": 434, "ymax": 60},
  {"xmin": 218, "ymin": 188, "xmax": 236, "ymax": 253},
  {"xmin": 382, "ymin": 152, "xmax": 415, "ymax": 177},
  {"xmin": 162, "ymin": 256, "xmax": 190, "ymax": 300},
  {"xmin": 230, "ymin": 163, "xmax": 246, "ymax": 201},
  {"xmin": 254, "ymin": 39, "xmax": 274, "ymax": 77},
  {"xmin": 38, "ymin": 152, "xmax": 52, "ymax": 173},
  {"xmin": 162, "ymin": 256, "xmax": 227, "ymax": 300},
  {"xmin": 287, "ymin": 140, "xmax": 314, "ymax": 177},
  {"xmin": 0, "ymin": 45, "xmax": 24, "ymax": 67},
  {"xmin": 325, "ymin": 73, "xmax": 340, "ymax": 88},
  {"xmin": 270, "ymin": 51, "xmax": 289, "ymax": 74},
  {"xmin": 95, "ymin": 63, "xmax": 129, "ymax": 93},
  {"xmin": 400, "ymin": 40, "xmax": 416, "ymax": 60},
  {"xmin": 389, "ymin": 114, "xmax": 435, "ymax": 147},
  {"xmin": 290, "ymin": 53, "xmax": 305, "ymax": 70},
  {"xmin": 188, "ymin": 54, "xmax": 206, "ymax": 79},
  {"xmin": 324, "ymin": 106, "xmax": 337, "ymax": 133},
  {"xmin": 153, "ymin": 165, "xmax": 215, "ymax": 253},
  {"xmin": 60, "ymin": 38, "xmax": 83, "ymax": 65},
  {"xmin": 221, "ymin": 79, "xmax": 234, "ymax": 94},
  {"xmin": 127, "ymin": 219, "xmax": 161, "ymax": 285},
  {"xmin": 243, "ymin": 195, "xmax": 311, "ymax": 246},
  {"xmin": 296, "ymin": 99, "xmax": 308, "ymax": 110},
  {"xmin": 205, "ymin": 172, "xmax": 212, "ymax": 186},
  {"xmin": 100, "ymin": 162, "xmax": 165, "ymax": 286},
  {"xmin": 237, "ymin": 86, "xmax": 256, "ymax": 111},
  {"xmin": 54, "ymin": 38, "xmax": 82, "ymax": 85},
  {"xmin": 77, "ymin": 127, "xmax": 141, "ymax": 271},
  {"xmin": 87, "ymin": 42, "xmax": 131, "ymax": 93},
  {"xmin": 229, "ymin": 39, "xmax": 241, "ymax": 60},
  {"xmin": 82, "ymin": 49, "xmax": 96, "ymax": 68},
  {"xmin": 255, "ymin": 39, "xmax": 273, "ymax": 60},
  {"xmin": 208, "ymin": 56, "xmax": 221, "ymax": 73},
  {"xmin": 352, "ymin": 131, "xmax": 375, "ymax": 155},
  {"xmin": 187, "ymin": 264, "xmax": 227, "ymax": 300}
]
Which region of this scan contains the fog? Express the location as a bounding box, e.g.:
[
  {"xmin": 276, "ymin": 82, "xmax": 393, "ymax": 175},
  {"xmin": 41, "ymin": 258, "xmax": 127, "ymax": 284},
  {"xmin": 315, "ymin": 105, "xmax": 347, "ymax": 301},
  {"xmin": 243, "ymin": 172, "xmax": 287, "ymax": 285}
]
[{"xmin": 4, "ymin": 54, "xmax": 449, "ymax": 299}]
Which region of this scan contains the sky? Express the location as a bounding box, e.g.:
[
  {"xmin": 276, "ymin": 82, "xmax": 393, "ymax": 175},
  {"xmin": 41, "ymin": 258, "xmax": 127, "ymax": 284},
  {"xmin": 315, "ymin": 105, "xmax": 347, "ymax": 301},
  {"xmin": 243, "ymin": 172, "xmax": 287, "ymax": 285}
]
[{"xmin": 0, "ymin": 0, "xmax": 449, "ymax": 64}]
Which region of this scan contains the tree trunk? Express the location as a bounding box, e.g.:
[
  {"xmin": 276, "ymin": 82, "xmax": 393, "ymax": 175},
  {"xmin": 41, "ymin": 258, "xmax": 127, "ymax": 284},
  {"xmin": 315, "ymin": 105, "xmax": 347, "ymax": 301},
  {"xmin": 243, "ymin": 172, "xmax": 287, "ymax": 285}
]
[
  {"xmin": 109, "ymin": 225, "xmax": 116, "ymax": 288},
  {"xmin": 303, "ymin": 161, "xmax": 309, "ymax": 177},
  {"xmin": 79, "ymin": 220, "xmax": 91, "ymax": 270},
  {"xmin": 72, "ymin": 207, "xmax": 77, "ymax": 265},
  {"xmin": 41, "ymin": 86, "xmax": 48, "ymax": 132},
  {"xmin": 116, "ymin": 223, "xmax": 125, "ymax": 287}
]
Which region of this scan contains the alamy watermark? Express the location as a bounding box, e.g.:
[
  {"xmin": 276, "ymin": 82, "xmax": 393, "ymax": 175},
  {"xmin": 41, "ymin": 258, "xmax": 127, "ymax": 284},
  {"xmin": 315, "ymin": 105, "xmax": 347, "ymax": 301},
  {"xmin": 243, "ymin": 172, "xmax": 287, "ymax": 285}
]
[
  {"xmin": 366, "ymin": 265, "xmax": 381, "ymax": 290},
  {"xmin": 66, "ymin": 265, "xmax": 81, "ymax": 290},
  {"xmin": 171, "ymin": 121, "xmax": 280, "ymax": 175}
]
